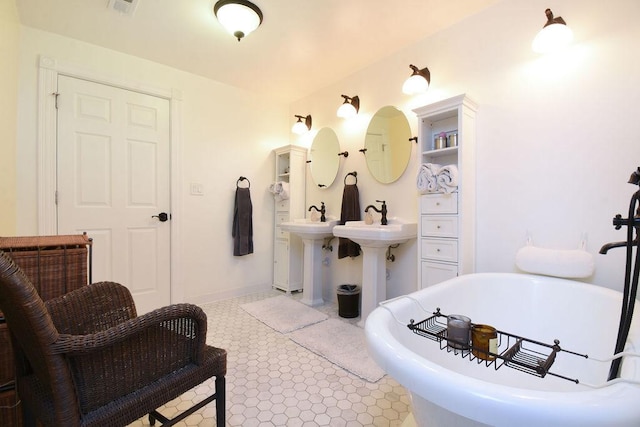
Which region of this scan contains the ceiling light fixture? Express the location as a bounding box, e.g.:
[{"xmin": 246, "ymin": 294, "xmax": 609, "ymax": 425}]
[
  {"xmin": 532, "ymin": 8, "xmax": 573, "ymax": 53},
  {"xmin": 402, "ymin": 64, "xmax": 431, "ymax": 95},
  {"xmin": 292, "ymin": 115, "xmax": 312, "ymax": 134},
  {"xmin": 337, "ymin": 95, "xmax": 360, "ymax": 119},
  {"xmin": 214, "ymin": 0, "xmax": 263, "ymax": 42}
]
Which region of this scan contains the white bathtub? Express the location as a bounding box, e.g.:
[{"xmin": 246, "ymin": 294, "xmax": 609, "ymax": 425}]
[{"xmin": 365, "ymin": 273, "xmax": 640, "ymax": 427}]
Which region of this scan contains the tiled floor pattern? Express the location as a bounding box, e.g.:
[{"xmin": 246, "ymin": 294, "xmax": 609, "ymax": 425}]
[{"xmin": 128, "ymin": 290, "xmax": 411, "ymax": 426}]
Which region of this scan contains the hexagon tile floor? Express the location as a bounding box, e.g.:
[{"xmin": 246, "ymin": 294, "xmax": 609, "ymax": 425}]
[{"xmin": 128, "ymin": 290, "xmax": 411, "ymax": 426}]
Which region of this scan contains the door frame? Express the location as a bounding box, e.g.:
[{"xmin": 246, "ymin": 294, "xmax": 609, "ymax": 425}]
[{"xmin": 36, "ymin": 55, "xmax": 183, "ymax": 304}]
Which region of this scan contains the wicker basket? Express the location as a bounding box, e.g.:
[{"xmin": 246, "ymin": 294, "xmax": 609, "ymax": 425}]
[
  {"xmin": 0, "ymin": 388, "xmax": 21, "ymax": 426},
  {"xmin": 0, "ymin": 234, "xmax": 92, "ymax": 302},
  {"xmin": 0, "ymin": 234, "xmax": 92, "ymax": 420}
]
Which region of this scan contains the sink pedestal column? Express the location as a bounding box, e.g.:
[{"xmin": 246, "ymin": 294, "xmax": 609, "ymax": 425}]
[
  {"xmin": 300, "ymin": 238, "xmax": 325, "ymax": 306},
  {"xmin": 359, "ymin": 246, "xmax": 388, "ymax": 326}
]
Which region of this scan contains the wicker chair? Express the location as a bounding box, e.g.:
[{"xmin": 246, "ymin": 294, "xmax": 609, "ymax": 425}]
[{"xmin": 0, "ymin": 251, "xmax": 226, "ymax": 427}]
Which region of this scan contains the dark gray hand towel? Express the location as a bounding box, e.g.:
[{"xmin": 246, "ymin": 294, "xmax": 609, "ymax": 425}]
[
  {"xmin": 233, "ymin": 187, "xmax": 253, "ymax": 256},
  {"xmin": 338, "ymin": 184, "xmax": 361, "ymax": 259}
]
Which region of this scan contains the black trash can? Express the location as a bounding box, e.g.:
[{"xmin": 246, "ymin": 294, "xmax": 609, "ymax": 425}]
[{"xmin": 337, "ymin": 284, "xmax": 361, "ymax": 318}]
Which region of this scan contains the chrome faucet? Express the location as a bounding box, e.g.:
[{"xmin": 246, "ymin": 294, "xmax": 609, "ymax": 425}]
[
  {"xmin": 365, "ymin": 200, "xmax": 388, "ymax": 225},
  {"xmin": 308, "ymin": 202, "xmax": 326, "ymax": 222}
]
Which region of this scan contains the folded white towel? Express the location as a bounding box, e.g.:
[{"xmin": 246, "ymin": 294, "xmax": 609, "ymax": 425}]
[
  {"xmin": 516, "ymin": 239, "xmax": 595, "ymax": 279},
  {"xmin": 275, "ymin": 181, "xmax": 289, "ymax": 201},
  {"xmin": 417, "ymin": 163, "xmax": 441, "ymax": 194},
  {"xmin": 436, "ymin": 164, "xmax": 459, "ymax": 193}
]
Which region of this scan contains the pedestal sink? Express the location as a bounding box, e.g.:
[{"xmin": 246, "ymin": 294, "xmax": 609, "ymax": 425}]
[
  {"xmin": 280, "ymin": 218, "xmax": 338, "ymax": 306},
  {"xmin": 332, "ymin": 219, "xmax": 417, "ymax": 324}
]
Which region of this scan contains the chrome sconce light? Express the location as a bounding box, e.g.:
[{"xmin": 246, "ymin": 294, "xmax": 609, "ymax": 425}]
[
  {"xmin": 292, "ymin": 114, "xmax": 312, "ymax": 134},
  {"xmin": 336, "ymin": 95, "xmax": 360, "ymax": 119},
  {"xmin": 402, "ymin": 64, "xmax": 430, "ymax": 95},
  {"xmin": 532, "ymin": 8, "xmax": 573, "ymax": 53},
  {"xmin": 214, "ymin": 0, "xmax": 263, "ymax": 41}
]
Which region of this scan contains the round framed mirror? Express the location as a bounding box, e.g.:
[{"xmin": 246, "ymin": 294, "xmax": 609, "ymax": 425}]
[
  {"xmin": 309, "ymin": 127, "xmax": 340, "ymax": 188},
  {"xmin": 364, "ymin": 106, "xmax": 412, "ymax": 184}
]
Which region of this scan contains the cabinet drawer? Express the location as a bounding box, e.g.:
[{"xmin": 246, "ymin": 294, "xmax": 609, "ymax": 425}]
[
  {"xmin": 421, "ymin": 238, "xmax": 458, "ymax": 262},
  {"xmin": 275, "ymin": 227, "xmax": 289, "ymax": 239},
  {"xmin": 420, "ymin": 193, "xmax": 458, "ymax": 214},
  {"xmin": 275, "ymin": 199, "xmax": 290, "ymax": 212},
  {"xmin": 275, "ymin": 213, "xmax": 290, "ymax": 239},
  {"xmin": 421, "ymin": 215, "xmax": 458, "ymax": 238},
  {"xmin": 421, "ymin": 261, "xmax": 458, "ymax": 288}
]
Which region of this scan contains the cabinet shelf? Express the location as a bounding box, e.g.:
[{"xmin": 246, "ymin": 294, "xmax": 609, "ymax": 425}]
[{"xmin": 422, "ymin": 147, "xmax": 458, "ymax": 158}]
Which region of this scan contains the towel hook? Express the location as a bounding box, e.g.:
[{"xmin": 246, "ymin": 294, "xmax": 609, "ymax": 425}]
[
  {"xmin": 409, "ymin": 136, "xmax": 418, "ymax": 144},
  {"xmin": 344, "ymin": 171, "xmax": 358, "ymax": 185},
  {"xmin": 236, "ymin": 176, "xmax": 250, "ymax": 188},
  {"xmin": 338, "ymin": 151, "xmax": 349, "ymax": 158}
]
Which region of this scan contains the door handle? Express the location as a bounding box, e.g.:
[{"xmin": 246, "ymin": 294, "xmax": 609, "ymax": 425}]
[{"xmin": 152, "ymin": 212, "xmax": 169, "ymax": 222}]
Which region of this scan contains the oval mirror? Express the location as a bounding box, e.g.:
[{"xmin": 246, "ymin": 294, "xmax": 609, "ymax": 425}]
[
  {"xmin": 364, "ymin": 106, "xmax": 412, "ymax": 184},
  {"xmin": 309, "ymin": 127, "xmax": 340, "ymax": 188}
]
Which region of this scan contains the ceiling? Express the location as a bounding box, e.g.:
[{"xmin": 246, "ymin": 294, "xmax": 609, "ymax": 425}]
[{"xmin": 16, "ymin": 0, "xmax": 501, "ymax": 103}]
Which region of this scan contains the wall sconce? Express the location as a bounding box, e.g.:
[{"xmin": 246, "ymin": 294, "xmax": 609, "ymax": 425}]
[
  {"xmin": 292, "ymin": 115, "xmax": 312, "ymax": 134},
  {"xmin": 532, "ymin": 8, "xmax": 573, "ymax": 53},
  {"xmin": 214, "ymin": 0, "xmax": 263, "ymax": 41},
  {"xmin": 337, "ymin": 95, "xmax": 360, "ymax": 119},
  {"xmin": 402, "ymin": 64, "xmax": 430, "ymax": 95}
]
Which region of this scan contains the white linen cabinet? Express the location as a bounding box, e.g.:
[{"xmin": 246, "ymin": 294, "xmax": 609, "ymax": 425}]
[
  {"xmin": 272, "ymin": 145, "xmax": 306, "ymax": 293},
  {"xmin": 413, "ymin": 95, "xmax": 477, "ymax": 288}
]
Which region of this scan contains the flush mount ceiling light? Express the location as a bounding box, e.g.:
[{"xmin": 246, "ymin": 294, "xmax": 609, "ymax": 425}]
[
  {"xmin": 402, "ymin": 64, "xmax": 431, "ymax": 95},
  {"xmin": 337, "ymin": 95, "xmax": 360, "ymax": 119},
  {"xmin": 292, "ymin": 115, "xmax": 312, "ymax": 134},
  {"xmin": 214, "ymin": 0, "xmax": 263, "ymax": 41},
  {"xmin": 532, "ymin": 8, "xmax": 573, "ymax": 53}
]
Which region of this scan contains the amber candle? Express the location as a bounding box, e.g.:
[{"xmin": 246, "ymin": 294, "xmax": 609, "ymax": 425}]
[{"xmin": 471, "ymin": 324, "xmax": 498, "ymax": 360}]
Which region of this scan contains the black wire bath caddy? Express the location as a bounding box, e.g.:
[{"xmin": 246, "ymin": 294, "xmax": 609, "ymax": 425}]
[{"xmin": 407, "ymin": 308, "xmax": 589, "ymax": 384}]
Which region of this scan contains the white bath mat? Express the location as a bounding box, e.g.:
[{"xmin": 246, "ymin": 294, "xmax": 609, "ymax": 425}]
[
  {"xmin": 240, "ymin": 295, "xmax": 328, "ymax": 333},
  {"xmin": 288, "ymin": 318, "xmax": 385, "ymax": 383}
]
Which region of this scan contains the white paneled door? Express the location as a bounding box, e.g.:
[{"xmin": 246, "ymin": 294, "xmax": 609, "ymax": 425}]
[{"xmin": 56, "ymin": 76, "xmax": 171, "ymax": 314}]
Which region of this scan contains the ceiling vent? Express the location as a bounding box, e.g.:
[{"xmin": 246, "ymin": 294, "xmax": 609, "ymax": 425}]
[{"xmin": 107, "ymin": 0, "xmax": 139, "ymax": 16}]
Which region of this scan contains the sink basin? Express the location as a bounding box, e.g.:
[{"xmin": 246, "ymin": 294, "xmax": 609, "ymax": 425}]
[
  {"xmin": 280, "ymin": 218, "xmax": 339, "ymax": 240},
  {"xmin": 332, "ymin": 219, "xmax": 417, "ymax": 247}
]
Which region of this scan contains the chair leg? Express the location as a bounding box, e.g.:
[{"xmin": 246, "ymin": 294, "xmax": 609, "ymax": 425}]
[{"xmin": 215, "ymin": 376, "xmax": 226, "ymax": 427}]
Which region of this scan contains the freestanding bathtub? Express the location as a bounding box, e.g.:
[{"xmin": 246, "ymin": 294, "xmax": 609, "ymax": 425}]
[{"xmin": 365, "ymin": 273, "xmax": 640, "ymax": 427}]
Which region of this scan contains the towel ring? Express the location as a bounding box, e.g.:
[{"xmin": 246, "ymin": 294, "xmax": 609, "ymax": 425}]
[
  {"xmin": 236, "ymin": 176, "xmax": 250, "ymax": 188},
  {"xmin": 344, "ymin": 171, "xmax": 357, "ymax": 185}
]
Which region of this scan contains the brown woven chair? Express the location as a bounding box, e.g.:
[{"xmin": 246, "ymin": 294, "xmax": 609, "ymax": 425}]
[{"xmin": 0, "ymin": 251, "xmax": 226, "ymax": 427}]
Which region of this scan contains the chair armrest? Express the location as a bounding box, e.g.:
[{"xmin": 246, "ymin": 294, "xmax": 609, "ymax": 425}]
[
  {"xmin": 45, "ymin": 281, "xmax": 137, "ymax": 334},
  {"xmin": 50, "ymin": 303, "xmax": 210, "ymax": 415},
  {"xmin": 52, "ymin": 303, "xmax": 208, "ymax": 359}
]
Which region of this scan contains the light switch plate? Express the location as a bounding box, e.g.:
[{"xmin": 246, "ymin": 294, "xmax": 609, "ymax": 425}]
[{"xmin": 190, "ymin": 183, "xmax": 204, "ymax": 196}]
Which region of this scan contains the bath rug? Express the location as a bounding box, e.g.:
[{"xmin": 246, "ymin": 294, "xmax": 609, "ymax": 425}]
[
  {"xmin": 240, "ymin": 295, "xmax": 328, "ymax": 333},
  {"xmin": 288, "ymin": 318, "xmax": 385, "ymax": 383}
]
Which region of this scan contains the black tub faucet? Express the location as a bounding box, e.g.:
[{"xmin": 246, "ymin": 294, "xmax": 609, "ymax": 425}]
[
  {"xmin": 309, "ymin": 202, "xmax": 326, "ymax": 222},
  {"xmin": 365, "ymin": 200, "xmax": 387, "ymax": 225}
]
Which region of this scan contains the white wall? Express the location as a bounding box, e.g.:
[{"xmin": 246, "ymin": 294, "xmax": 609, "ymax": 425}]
[
  {"xmin": 291, "ymin": 0, "xmax": 640, "ymax": 300},
  {"xmin": 13, "ymin": 0, "xmax": 640, "ymax": 307},
  {"xmin": 0, "ymin": 0, "xmax": 20, "ymax": 235},
  {"xmin": 16, "ymin": 27, "xmax": 289, "ymax": 303}
]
